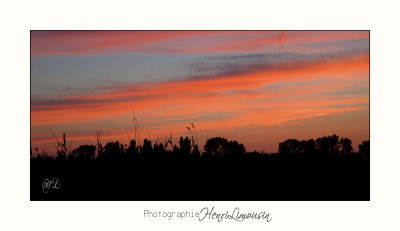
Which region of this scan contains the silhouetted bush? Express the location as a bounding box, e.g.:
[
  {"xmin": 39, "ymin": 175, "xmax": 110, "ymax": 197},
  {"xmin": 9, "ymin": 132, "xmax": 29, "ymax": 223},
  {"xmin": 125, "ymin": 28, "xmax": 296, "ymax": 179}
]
[
  {"xmin": 153, "ymin": 142, "xmax": 166, "ymax": 157},
  {"xmin": 69, "ymin": 145, "xmax": 96, "ymax": 161},
  {"xmin": 142, "ymin": 139, "xmax": 153, "ymax": 156},
  {"xmin": 99, "ymin": 141, "xmax": 124, "ymax": 161},
  {"xmin": 179, "ymin": 137, "xmax": 191, "ymax": 156},
  {"xmin": 126, "ymin": 139, "xmax": 139, "ymax": 158}
]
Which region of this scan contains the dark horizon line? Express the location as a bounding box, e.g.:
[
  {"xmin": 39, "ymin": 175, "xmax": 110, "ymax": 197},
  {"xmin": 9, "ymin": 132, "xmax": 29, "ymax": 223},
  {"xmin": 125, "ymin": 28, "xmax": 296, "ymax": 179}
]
[{"xmin": 30, "ymin": 134, "xmax": 370, "ymax": 159}]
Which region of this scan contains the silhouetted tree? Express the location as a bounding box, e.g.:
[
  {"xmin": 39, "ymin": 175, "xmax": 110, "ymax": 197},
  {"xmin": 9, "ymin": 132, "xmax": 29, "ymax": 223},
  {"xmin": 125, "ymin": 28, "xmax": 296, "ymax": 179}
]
[
  {"xmin": 302, "ymin": 139, "xmax": 316, "ymax": 156},
  {"xmin": 358, "ymin": 140, "xmax": 370, "ymax": 158},
  {"xmin": 339, "ymin": 138, "xmax": 353, "ymax": 158},
  {"xmin": 203, "ymin": 137, "xmax": 245, "ymax": 157},
  {"xmin": 315, "ymin": 135, "xmax": 340, "ymax": 156},
  {"xmin": 279, "ymin": 139, "xmax": 302, "ymax": 155},
  {"xmin": 204, "ymin": 137, "xmax": 228, "ymax": 157},
  {"xmin": 225, "ymin": 140, "xmax": 246, "ymax": 156},
  {"xmin": 70, "ymin": 145, "xmax": 96, "ymax": 161}
]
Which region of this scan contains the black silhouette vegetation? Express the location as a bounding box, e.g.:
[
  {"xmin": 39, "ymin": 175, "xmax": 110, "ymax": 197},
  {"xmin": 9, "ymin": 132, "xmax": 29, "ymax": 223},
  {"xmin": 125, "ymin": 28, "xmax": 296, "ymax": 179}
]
[{"xmin": 31, "ymin": 134, "xmax": 369, "ymax": 201}]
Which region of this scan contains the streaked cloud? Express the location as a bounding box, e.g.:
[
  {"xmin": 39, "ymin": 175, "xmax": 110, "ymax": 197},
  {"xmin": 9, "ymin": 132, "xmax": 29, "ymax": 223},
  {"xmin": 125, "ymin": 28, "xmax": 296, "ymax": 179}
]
[
  {"xmin": 31, "ymin": 31, "xmax": 369, "ymax": 56},
  {"xmin": 31, "ymin": 31, "xmax": 369, "ymax": 153}
]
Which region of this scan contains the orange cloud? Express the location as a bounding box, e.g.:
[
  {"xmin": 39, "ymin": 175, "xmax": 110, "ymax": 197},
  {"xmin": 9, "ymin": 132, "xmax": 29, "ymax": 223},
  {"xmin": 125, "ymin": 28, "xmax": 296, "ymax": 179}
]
[
  {"xmin": 31, "ymin": 50, "xmax": 369, "ymax": 153},
  {"xmin": 31, "ymin": 51, "xmax": 369, "ymax": 124}
]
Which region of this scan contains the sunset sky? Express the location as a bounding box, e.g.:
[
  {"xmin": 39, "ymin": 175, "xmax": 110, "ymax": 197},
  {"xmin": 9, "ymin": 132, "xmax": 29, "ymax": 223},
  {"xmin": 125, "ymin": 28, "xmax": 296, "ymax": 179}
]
[{"xmin": 30, "ymin": 31, "xmax": 369, "ymax": 154}]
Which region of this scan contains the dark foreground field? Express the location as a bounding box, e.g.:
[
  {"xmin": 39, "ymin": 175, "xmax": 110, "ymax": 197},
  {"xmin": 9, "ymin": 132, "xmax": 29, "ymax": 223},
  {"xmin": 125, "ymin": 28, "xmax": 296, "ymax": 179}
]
[{"xmin": 31, "ymin": 135, "xmax": 370, "ymax": 201}]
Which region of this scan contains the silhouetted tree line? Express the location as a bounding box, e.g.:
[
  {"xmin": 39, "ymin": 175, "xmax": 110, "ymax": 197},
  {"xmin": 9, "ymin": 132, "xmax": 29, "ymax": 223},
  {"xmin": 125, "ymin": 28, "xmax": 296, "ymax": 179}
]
[
  {"xmin": 31, "ymin": 134, "xmax": 369, "ymax": 162},
  {"xmin": 31, "ymin": 134, "xmax": 370, "ymax": 200},
  {"xmin": 278, "ymin": 134, "xmax": 369, "ymax": 160}
]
